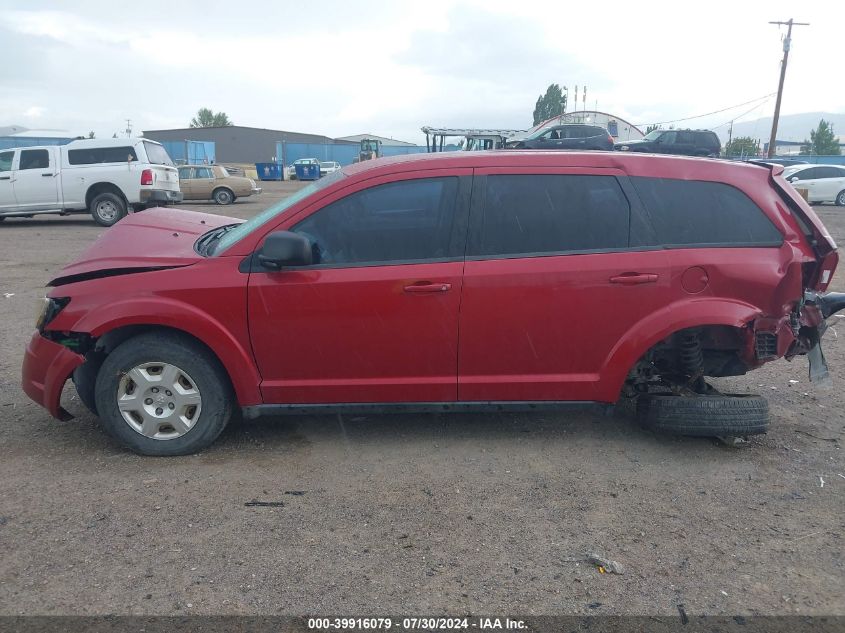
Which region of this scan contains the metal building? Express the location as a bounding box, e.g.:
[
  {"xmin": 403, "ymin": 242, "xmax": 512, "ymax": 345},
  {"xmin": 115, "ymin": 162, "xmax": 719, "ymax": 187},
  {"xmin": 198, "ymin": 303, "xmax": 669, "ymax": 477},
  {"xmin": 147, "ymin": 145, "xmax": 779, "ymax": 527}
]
[{"xmin": 142, "ymin": 125, "xmax": 344, "ymax": 164}]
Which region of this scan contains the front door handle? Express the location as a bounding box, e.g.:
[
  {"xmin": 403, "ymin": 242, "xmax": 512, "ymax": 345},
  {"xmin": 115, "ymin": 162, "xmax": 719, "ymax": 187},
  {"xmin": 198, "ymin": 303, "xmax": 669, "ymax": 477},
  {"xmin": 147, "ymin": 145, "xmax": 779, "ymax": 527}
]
[
  {"xmin": 403, "ymin": 282, "xmax": 451, "ymax": 293},
  {"xmin": 609, "ymin": 273, "xmax": 658, "ymax": 285},
  {"xmin": 0, "ymin": 176, "xmax": 10, "ymax": 181},
  {"xmin": 42, "ymin": 173, "xmax": 56, "ymax": 177}
]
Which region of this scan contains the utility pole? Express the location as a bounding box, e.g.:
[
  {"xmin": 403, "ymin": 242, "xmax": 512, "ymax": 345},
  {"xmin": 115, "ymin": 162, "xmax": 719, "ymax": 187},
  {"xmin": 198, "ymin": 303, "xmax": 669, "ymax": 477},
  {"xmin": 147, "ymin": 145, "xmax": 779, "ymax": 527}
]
[
  {"xmin": 767, "ymin": 18, "xmax": 809, "ymax": 157},
  {"xmin": 727, "ymin": 120, "xmax": 733, "ymax": 156}
]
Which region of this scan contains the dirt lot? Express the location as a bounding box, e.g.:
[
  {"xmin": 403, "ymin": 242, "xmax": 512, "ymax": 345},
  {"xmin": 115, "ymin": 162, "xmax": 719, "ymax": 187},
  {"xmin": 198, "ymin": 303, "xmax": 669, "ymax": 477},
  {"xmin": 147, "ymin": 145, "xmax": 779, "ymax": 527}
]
[{"xmin": 0, "ymin": 180, "xmax": 843, "ymax": 617}]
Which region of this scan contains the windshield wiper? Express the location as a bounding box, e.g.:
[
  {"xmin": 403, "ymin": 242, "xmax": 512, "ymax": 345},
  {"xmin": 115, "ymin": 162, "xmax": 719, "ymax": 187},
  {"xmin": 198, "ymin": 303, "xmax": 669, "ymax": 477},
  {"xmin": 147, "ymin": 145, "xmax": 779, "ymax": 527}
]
[{"xmin": 197, "ymin": 224, "xmax": 238, "ymax": 256}]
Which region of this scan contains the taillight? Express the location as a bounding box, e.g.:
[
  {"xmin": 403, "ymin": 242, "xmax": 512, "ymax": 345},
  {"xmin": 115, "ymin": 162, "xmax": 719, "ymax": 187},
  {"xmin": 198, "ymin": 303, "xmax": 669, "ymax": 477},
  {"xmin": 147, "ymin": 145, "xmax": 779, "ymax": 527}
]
[
  {"xmin": 141, "ymin": 169, "xmax": 153, "ymax": 185},
  {"xmin": 815, "ymin": 251, "xmax": 839, "ymax": 291}
]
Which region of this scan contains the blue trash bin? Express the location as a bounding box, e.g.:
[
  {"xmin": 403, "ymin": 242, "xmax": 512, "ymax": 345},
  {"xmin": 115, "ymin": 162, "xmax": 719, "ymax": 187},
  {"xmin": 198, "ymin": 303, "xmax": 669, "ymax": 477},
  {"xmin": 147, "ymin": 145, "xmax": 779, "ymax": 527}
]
[
  {"xmin": 255, "ymin": 162, "xmax": 282, "ymax": 181},
  {"xmin": 295, "ymin": 160, "xmax": 320, "ymax": 181}
]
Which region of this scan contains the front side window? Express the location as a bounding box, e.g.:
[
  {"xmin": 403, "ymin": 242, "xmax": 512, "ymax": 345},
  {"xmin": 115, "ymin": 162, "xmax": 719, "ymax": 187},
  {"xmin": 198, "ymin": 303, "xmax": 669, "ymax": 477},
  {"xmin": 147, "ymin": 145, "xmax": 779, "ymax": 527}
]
[
  {"xmin": 631, "ymin": 177, "xmax": 782, "ymax": 247},
  {"xmin": 178, "ymin": 167, "xmax": 193, "ymax": 180},
  {"xmin": 19, "ymin": 149, "xmax": 49, "ymax": 170},
  {"xmin": 0, "ymin": 151, "xmax": 12, "ymax": 172},
  {"xmin": 293, "ymin": 177, "xmax": 459, "ymax": 266},
  {"xmin": 660, "ymin": 131, "xmax": 677, "ymax": 144},
  {"xmin": 472, "ymin": 174, "xmax": 630, "ymax": 257}
]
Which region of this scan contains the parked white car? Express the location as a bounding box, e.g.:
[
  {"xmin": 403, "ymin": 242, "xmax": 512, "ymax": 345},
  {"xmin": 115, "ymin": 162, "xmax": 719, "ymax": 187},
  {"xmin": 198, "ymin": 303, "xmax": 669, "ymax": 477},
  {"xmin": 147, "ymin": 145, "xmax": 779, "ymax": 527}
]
[
  {"xmin": 0, "ymin": 138, "xmax": 182, "ymax": 226},
  {"xmin": 319, "ymin": 161, "xmax": 342, "ymax": 176},
  {"xmin": 783, "ymin": 164, "xmax": 845, "ymax": 206}
]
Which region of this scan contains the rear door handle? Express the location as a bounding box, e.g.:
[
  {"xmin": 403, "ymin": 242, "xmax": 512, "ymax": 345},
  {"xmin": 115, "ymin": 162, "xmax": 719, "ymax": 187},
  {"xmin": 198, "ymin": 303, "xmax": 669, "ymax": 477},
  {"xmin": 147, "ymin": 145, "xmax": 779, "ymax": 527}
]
[
  {"xmin": 403, "ymin": 282, "xmax": 452, "ymax": 293},
  {"xmin": 42, "ymin": 173, "xmax": 56, "ymax": 177},
  {"xmin": 0, "ymin": 176, "xmax": 10, "ymax": 181},
  {"xmin": 609, "ymin": 273, "xmax": 658, "ymax": 285}
]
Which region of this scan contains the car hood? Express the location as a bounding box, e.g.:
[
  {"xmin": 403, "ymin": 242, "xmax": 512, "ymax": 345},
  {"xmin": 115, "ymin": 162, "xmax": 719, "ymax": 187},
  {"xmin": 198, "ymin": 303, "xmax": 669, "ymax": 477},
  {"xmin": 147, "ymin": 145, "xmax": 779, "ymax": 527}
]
[
  {"xmin": 616, "ymin": 139, "xmax": 651, "ymax": 147},
  {"xmin": 49, "ymin": 208, "xmax": 239, "ymax": 286}
]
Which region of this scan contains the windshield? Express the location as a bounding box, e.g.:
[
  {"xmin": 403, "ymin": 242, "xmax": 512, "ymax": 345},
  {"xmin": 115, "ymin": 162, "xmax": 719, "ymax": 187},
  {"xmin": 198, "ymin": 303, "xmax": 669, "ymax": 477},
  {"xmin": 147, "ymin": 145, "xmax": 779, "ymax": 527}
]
[
  {"xmin": 212, "ymin": 169, "xmax": 346, "ymax": 254},
  {"xmin": 642, "ymin": 130, "xmax": 663, "ymax": 141},
  {"xmin": 143, "ymin": 141, "xmax": 174, "ymax": 166}
]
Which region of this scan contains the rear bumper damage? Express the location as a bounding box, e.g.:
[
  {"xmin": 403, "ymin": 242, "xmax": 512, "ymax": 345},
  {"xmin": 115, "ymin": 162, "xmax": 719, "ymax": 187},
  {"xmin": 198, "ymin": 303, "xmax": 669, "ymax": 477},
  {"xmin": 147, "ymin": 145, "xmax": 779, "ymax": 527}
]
[{"xmin": 758, "ymin": 291, "xmax": 845, "ymax": 383}]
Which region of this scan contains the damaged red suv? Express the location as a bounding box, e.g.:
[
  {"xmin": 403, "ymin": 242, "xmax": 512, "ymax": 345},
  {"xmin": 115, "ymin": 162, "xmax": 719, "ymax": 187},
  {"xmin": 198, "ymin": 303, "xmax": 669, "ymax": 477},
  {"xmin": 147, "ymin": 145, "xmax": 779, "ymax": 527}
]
[{"xmin": 22, "ymin": 152, "xmax": 845, "ymax": 455}]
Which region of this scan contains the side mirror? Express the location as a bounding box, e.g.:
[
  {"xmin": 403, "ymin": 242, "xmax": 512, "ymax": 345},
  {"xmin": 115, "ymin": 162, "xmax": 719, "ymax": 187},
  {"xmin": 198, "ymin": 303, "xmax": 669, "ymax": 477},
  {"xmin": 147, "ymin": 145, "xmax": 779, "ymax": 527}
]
[
  {"xmin": 257, "ymin": 231, "xmax": 313, "ymax": 269},
  {"xmin": 787, "ymin": 175, "xmax": 797, "ymax": 182}
]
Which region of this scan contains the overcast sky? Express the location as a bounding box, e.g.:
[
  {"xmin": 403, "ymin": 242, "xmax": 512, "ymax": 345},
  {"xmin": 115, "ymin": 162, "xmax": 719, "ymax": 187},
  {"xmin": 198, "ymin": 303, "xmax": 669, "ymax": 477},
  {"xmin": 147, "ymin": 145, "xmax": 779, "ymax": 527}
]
[{"xmin": 1, "ymin": 0, "xmax": 843, "ymax": 144}]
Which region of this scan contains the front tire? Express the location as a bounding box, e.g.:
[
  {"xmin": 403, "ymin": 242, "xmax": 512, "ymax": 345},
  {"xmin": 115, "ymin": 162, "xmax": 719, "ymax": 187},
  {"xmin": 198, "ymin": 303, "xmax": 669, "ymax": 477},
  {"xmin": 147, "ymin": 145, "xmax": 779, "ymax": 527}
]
[
  {"xmin": 94, "ymin": 332, "xmax": 234, "ymax": 455},
  {"xmin": 637, "ymin": 393, "xmax": 769, "ymax": 437},
  {"xmin": 212, "ymin": 188, "xmax": 234, "ymax": 205},
  {"xmin": 836, "ymin": 190, "xmax": 845, "ymax": 206},
  {"xmin": 90, "ymin": 192, "xmax": 127, "ymax": 227}
]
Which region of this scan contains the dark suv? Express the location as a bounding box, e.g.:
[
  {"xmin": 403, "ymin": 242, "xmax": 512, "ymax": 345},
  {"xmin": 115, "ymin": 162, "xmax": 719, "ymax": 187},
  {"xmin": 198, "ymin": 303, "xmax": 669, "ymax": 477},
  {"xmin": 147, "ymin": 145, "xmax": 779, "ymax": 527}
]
[
  {"xmin": 615, "ymin": 129, "xmax": 721, "ymax": 157},
  {"xmin": 507, "ymin": 124, "xmax": 614, "ymax": 151}
]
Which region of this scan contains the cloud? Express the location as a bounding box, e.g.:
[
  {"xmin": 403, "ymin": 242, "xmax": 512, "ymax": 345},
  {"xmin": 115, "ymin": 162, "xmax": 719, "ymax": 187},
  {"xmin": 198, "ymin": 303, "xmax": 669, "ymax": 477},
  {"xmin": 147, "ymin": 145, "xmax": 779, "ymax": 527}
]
[{"xmin": 23, "ymin": 106, "xmax": 45, "ymax": 118}]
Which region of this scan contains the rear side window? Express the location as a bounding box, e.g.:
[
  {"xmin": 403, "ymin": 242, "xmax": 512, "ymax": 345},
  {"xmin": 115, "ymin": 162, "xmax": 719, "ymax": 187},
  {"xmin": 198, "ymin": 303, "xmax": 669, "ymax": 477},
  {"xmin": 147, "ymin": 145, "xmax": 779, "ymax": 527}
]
[
  {"xmin": 472, "ymin": 174, "xmax": 630, "ymax": 257},
  {"xmin": 293, "ymin": 177, "xmax": 459, "ymax": 266},
  {"xmin": 143, "ymin": 141, "xmax": 174, "ymax": 166},
  {"xmin": 0, "ymin": 151, "xmax": 12, "ymax": 171},
  {"xmin": 67, "ymin": 146, "xmax": 138, "ymax": 165},
  {"xmin": 19, "ymin": 149, "xmax": 49, "ymax": 170},
  {"xmin": 631, "ymin": 177, "xmax": 782, "ymax": 247}
]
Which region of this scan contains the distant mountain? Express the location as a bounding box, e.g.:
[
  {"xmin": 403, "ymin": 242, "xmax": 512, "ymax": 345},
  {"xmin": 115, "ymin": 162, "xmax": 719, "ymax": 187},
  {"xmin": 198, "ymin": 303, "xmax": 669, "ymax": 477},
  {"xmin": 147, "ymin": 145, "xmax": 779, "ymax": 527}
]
[
  {"xmin": 718, "ymin": 112, "xmax": 845, "ymax": 143},
  {"xmin": 0, "ymin": 125, "xmax": 28, "ymax": 136}
]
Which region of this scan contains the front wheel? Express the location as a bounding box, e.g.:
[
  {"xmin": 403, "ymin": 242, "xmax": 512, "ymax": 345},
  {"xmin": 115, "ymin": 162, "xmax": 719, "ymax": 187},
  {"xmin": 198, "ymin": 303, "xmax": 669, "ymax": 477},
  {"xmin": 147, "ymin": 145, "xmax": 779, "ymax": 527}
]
[
  {"xmin": 90, "ymin": 192, "xmax": 127, "ymax": 226},
  {"xmin": 836, "ymin": 190, "xmax": 845, "ymax": 206},
  {"xmin": 94, "ymin": 332, "xmax": 234, "ymax": 455}
]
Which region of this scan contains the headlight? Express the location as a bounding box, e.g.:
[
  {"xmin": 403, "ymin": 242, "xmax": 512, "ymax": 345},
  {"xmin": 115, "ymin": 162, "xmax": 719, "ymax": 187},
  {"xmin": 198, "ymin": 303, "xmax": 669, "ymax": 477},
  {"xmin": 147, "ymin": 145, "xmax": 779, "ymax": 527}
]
[{"xmin": 35, "ymin": 297, "xmax": 69, "ymax": 331}]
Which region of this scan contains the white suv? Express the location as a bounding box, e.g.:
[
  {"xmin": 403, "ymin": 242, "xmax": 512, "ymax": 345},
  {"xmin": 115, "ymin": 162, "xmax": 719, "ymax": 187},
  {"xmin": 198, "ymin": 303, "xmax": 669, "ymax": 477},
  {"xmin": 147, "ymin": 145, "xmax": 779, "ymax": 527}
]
[{"xmin": 0, "ymin": 138, "xmax": 182, "ymax": 226}]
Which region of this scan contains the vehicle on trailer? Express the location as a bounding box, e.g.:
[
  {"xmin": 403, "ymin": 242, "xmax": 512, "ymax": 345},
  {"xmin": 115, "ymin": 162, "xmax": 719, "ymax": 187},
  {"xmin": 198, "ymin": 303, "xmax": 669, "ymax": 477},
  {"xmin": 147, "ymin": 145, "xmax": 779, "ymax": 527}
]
[
  {"xmin": 22, "ymin": 151, "xmax": 845, "ymax": 455},
  {"xmin": 506, "ymin": 124, "xmax": 615, "ymax": 151},
  {"xmin": 421, "ymin": 126, "xmax": 525, "ymax": 153},
  {"xmin": 177, "ymin": 165, "xmax": 261, "ymax": 205},
  {"xmin": 781, "ymin": 164, "xmax": 845, "ymax": 206},
  {"xmin": 0, "ymin": 138, "xmax": 181, "ymax": 226}
]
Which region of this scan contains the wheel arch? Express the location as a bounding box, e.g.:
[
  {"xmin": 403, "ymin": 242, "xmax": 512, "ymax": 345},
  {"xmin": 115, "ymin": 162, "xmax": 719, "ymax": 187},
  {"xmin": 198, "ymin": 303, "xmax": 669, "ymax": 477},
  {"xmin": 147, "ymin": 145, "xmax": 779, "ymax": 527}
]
[
  {"xmin": 597, "ymin": 299, "xmax": 761, "ymax": 401},
  {"xmin": 85, "ymin": 182, "xmax": 128, "ymax": 208},
  {"xmin": 73, "ymin": 299, "xmax": 262, "ymax": 406}
]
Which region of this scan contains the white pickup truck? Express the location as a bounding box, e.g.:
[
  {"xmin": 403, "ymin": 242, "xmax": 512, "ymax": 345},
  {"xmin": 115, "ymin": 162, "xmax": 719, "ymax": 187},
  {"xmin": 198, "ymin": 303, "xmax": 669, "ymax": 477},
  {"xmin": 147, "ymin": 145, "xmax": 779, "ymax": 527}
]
[{"xmin": 0, "ymin": 138, "xmax": 182, "ymax": 226}]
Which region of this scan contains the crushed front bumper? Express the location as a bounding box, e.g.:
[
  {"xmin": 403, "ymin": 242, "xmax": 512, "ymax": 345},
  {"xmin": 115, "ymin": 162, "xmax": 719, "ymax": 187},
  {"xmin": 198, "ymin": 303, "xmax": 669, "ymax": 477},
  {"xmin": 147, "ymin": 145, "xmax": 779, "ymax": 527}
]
[{"xmin": 21, "ymin": 332, "xmax": 85, "ymax": 421}]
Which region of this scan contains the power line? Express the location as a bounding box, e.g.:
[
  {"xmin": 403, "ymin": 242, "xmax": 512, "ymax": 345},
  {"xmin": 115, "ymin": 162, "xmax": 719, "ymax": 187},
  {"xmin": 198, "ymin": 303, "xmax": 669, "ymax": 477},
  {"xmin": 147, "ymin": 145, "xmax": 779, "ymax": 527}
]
[
  {"xmin": 710, "ymin": 96, "xmax": 774, "ymax": 131},
  {"xmin": 634, "ymin": 93, "xmax": 776, "ymax": 128}
]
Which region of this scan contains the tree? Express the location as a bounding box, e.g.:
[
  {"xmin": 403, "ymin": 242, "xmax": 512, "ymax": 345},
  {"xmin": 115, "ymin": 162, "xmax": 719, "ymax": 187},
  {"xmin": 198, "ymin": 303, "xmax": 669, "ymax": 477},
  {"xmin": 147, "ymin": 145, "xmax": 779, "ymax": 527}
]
[
  {"xmin": 190, "ymin": 107, "xmax": 233, "ymax": 128},
  {"xmin": 87, "ymin": 131, "xmax": 95, "ymax": 139},
  {"xmin": 532, "ymin": 84, "xmax": 567, "ymax": 126},
  {"xmin": 646, "ymin": 124, "xmax": 659, "ymax": 134},
  {"xmin": 725, "ymin": 136, "xmax": 760, "ymax": 157},
  {"xmin": 799, "ymin": 119, "xmax": 841, "ymax": 156}
]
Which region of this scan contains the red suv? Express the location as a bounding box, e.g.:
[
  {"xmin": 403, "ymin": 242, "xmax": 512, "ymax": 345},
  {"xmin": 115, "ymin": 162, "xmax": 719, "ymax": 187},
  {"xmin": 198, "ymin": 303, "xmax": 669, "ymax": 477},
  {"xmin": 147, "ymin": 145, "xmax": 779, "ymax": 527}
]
[{"xmin": 22, "ymin": 152, "xmax": 845, "ymax": 455}]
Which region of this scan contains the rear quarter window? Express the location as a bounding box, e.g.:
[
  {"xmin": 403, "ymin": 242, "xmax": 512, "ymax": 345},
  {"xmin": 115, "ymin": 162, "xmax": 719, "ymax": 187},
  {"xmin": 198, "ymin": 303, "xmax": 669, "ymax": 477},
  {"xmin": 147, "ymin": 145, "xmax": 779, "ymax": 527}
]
[{"xmin": 630, "ymin": 177, "xmax": 782, "ymax": 247}]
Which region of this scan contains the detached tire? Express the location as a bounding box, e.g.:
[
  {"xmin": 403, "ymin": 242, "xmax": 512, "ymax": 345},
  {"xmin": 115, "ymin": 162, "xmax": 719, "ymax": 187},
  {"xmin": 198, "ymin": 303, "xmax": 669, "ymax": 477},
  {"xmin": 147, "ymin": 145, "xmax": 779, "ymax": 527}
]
[
  {"xmin": 90, "ymin": 192, "xmax": 127, "ymax": 226},
  {"xmin": 94, "ymin": 332, "xmax": 234, "ymax": 456},
  {"xmin": 637, "ymin": 394, "xmax": 769, "ymax": 437}
]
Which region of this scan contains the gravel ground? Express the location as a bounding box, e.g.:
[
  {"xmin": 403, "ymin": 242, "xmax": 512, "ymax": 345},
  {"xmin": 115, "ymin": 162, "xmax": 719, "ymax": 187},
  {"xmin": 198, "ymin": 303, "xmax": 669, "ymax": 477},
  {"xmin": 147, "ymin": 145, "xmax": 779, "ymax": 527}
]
[{"xmin": 0, "ymin": 181, "xmax": 843, "ymax": 617}]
